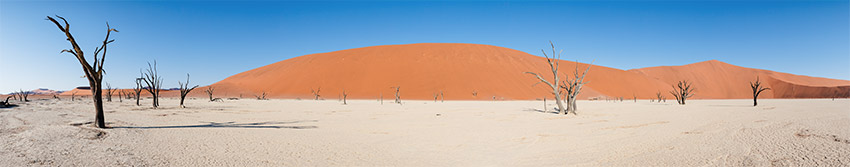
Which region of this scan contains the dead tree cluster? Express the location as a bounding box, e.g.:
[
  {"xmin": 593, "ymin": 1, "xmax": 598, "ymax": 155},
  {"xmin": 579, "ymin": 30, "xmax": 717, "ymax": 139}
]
[
  {"xmin": 670, "ymin": 80, "xmax": 696, "ymax": 105},
  {"xmin": 142, "ymin": 61, "xmax": 162, "ymax": 108},
  {"xmin": 178, "ymin": 74, "xmax": 199, "ymax": 108},
  {"xmin": 255, "ymin": 91, "xmax": 268, "ymax": 100},
  {"xmin": 526, "ymin": 41, "xmax": 591, "ymax": 115},
  {"xmin": 14, "ymin": 89, "xmax": 31, "ymax": 102},
  {"xmin": 750, "ymin": 76, "xmax": 770, "ymax": 106},
  {"xmin": 525, "ymin": 42, "xmax": 567, "ymax": 114},
  {"xmin": 433, "ymin": 90, "xmax": 445, "ymax": 102},
  {"xmin": 47, "ymin": 15, "xmax": 117, "ymax": 128}
]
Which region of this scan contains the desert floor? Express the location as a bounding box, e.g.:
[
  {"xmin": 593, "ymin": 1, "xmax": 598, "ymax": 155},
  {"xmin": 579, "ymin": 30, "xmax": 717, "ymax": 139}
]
[{"xmin": 1, "ymin": 98, "xmax": 848, "ymax": 166}]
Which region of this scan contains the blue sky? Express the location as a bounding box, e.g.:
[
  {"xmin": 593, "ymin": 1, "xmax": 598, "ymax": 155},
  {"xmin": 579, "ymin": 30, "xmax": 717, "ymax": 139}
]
[{"xmin": 1, "ymin": 0, "xmax": 848, "ymax": 93}]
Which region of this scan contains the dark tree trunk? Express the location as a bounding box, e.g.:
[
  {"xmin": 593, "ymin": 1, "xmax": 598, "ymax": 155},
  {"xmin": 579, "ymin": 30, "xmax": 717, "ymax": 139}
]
[{"xmin": 91, "ymin": 84, "xmax": 106, "ymax": 128}]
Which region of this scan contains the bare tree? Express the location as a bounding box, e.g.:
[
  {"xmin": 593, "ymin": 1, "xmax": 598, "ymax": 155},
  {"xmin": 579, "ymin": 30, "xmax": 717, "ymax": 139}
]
[
  {"xmin": 178, "ymin": 74, "xmax": 199, "ymax": 108},
  {"xmin": 750, "ymin": 76, "xmax": 770, "ymax": 106},
  {"xmin": 311, "ymin": 87, "xmax": 321, "ymax": 100},
  {"xmin": 380, "ymin": 92, "xmax": 383, "ymax": 105},
  {"xmin": 1, "ymin": 96, "xmax": 12, "ymax": 107},
  {"xmin": 559, "ymin": 61, "xmax": 592, "ymax": 114},
  {"xmin": 342, "ymin": 89, "xmax": 348, "ymax": 105},
  {"xmin": 142, "ymin": 61, "xmax": 163, "ymax": 108},
  {"xmin": 670, "ymin": 80, "xmax": 696, "ymax": 105},
  {"xmin": 440, "ymin": 90, "xmax": 444, "ymax": 102},
  {"xmin": 525, "ymin": 41, "xmax": 567, "ymax": 115},
  {"xmin": 391, "ymin": 86, "xmax": 401, "ymax": 104},
  {"xmin": 133, "ymin": 77, "xmax": 143, "ymax": 106},
  {"xmin": 16, "ymin": 89, "xmax": 30, "ymax": 102},
  {"xmin": 47, "ymin": 16, "xmax": 117, "ymax": 128},
  {"xmin": 472, "ymin": 90, "xmax": 478, "ymax": 97},
  {"xmin": 205, "ymin": 86, "xmax": 215, "ymax": 102},
  {"xmin": 656, "ymin": 91, "xmax": 663, "ymax": 103},
  {"xmin": 433, "ymin": 92, "xmax": 440, "ymax": 102},
  {"xmin": 71, "ymin": 92, "xmax": 76, "ymax": 101},
  {"xmin": 255, "ymin": 91, "xmax": 267, "ymax": 100},
  {"xmin": 105, "ymin": 83, "xmax": 114, "ymax": 102},
  {"xmin": 117, "ymin": 91, "xmax": 123, "ymax": 102},
  {"xmin": 633, "ymin": 93, "xmax": 637, "ymax": 102}
]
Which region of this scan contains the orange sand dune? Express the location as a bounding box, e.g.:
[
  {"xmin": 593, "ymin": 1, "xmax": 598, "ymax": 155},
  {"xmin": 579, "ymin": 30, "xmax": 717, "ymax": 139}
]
[
  {"xmin": 209, "ymin": 43, "xmax": 673, "ymax": 100},
  {"xmin": 56, "ymin": 43, "xmax": 849, "ymax": 100},
  {"xmin": 629, "ymin": 60, "xmax": 850, "ymax": 99}
]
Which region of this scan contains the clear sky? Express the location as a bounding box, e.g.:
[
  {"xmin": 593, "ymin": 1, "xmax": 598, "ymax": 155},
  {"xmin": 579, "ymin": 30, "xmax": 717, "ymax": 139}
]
[{"xmin": 1, "ymin": 0, "xmax": 848, "ymax": 94}]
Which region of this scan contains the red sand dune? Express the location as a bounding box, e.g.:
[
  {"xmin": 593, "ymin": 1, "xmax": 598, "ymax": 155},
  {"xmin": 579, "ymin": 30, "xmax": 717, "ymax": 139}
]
[
  {"xmin": 52, "ymin": 43, "xmax": 848, "ymax": 100},
  {"xmin": 208, "ymin": 43, "xmax": 849, "ymax": 100},
  {"xmin": 630, "ymin": 60, "xmax": 850, "ymax": 99}
]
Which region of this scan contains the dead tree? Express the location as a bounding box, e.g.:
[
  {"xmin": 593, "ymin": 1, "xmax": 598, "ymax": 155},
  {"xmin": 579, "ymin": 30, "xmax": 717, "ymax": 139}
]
[
  {"xmin": 134, "ymin": 77, "xmax": 143, "ymax": 106},
  {"xmin": 311, "ymin": 87, "xmax": 321, "ymax": 100},
  {"xmin": 117, "ymin": 91, "xmax": 123, "ymax": 102},
  {"xmin": 440, "ymin": 90, "xmax": 444, "ymax": 102},
  {"xmin": 472, "ymin": 90, "xmax": 478, "ymax": 97},
  {"xmin": 47, "ymin": 16, "xmax": 117, "ymax": 128},
  {"xmin": 1, "ymin": 96, "xmax": 12, "ymax": 107},
  {"xmin": 71, "ymin": 92, "xmax": 76, "ymax": 101},
  {"xmin": 391, "ymin": 86, "xmax": 401, "ymax": 104},
  {"xmin": 750, "ymin": 76, "xmax": 770, "ymax": 106},
  {"xmin": 255, "ymin": 91, "xmax": 267, "ymax": 100},
  {"xmin": 105, "ymin": 83, "xmax": 114, "ymax": 102},
  {"xmin": 380, "ymin": 92, "xmax": 383, "ymax": 105},
  {"xmin": 559, "ymin": 60, "xmax": 592, "ymax": 114},
  {"xmin": 525, "ymin": 41, "xmax": 567, "ymax": 115},
  {"xmin": 205, "ymin": 86, "xmax": 215, "ymax": 102},
  {"xmin": 178, "ymin": 74, "xmax": 199, "ymax": 108},
  {"xmin": 670, "ymin": 80, "xmax": 696, "ymax": 105},
  {"xmin": 17, "ymin": 89, "xmax": 30, "ymax": 102},
  {"xmin": 434, "ymin": 92, "xmax": 439, "ymax": 102},
  {"xmin": 342, "ymin": 89, "xmax": 348, "ymax": 105},
  {"xmin": 633, "ymin": 93, "xmax": 637, "ymax": 102},
  {"xmin": 656, "ymin": 91, "xmax": 663, "ymax": 103},
  {"xmin": 142, "ymin": 61, "xmax": 163, "ymax": 108}
]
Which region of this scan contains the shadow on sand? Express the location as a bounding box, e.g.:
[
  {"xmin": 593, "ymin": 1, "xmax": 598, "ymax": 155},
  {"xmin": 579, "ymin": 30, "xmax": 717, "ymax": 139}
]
[
  {"xmin": 113, "ymin": 120, "xmax": 318, "ymax": 129},
  {"xmin": 524, "ymin": 108, "xmax": 559, "ymax": 114}
]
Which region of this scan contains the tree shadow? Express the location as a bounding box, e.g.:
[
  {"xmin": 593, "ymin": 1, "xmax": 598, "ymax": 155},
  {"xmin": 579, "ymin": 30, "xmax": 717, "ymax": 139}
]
[
  {"xmin": 523, "ymin": 108, "xmax": 559, "ymax": 114},
  {"xmin": 707, "ymin": 104, "xmax": 753, "ymax": 107},
  {"xmin": 112, "ymin": 120, "xmax": 318, "ymax": 129},
  {"xmin": 0, "ymin": 104, "xmax": 18, "ymax": 109}
]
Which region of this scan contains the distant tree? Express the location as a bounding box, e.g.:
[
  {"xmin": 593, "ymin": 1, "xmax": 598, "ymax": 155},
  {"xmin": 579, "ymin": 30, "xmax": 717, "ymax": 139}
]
[
  {"xmin": 16, "ymin": 89, "xmax": 30, "ymax": 102},
  {"xmin": 342, "ymin": 89, "xmax": 348, "ymax": 105},
  {"xmin": 255, "ymin": 91, "xmax": 267, "ymax": 100},
  {"xmin": 142, "ymin": 61, "xmax": 163, "ymax": 108},
  {"xmin": 105, "ymin": 83, "xmax": 114, "ymax": 102},
  {"xmin": 391, "ymin": 86, "xmax": 401, "ymax": 104},
  {"xmin": 440, "ymin": 90, "xmax": 444, "ymax": 102},
  {"xmin": 670, "ymin": 80, "xmax": 696, "ymax": 105},
  {"xmin": 71, "ymin": 92, "xmax": 76, "ymax": 101},
  {"xmin": 133, "ymin": 77, "xmax": 143, "ymax": 106},
  {"xmin": 311, "ymin": 87, "xmax": 321, "ymax": 100},
  {"xmin": 178, "ymin": 74, "xmax": 199, "ymax": 108},
  {"xmin": 205, "ymin": 86, "xmax": 215, "ymax": 102},
  {"xmin": 750, "ymin": 76, "xmax": 770, "ymax": 106},
  {"xmin": 633, "ymin": 93, "xmax": 637, "ymax": 102},
  {"xmin": 525, "ymin": 41, "xmax": 567, "ymax": 115},
  {"xmin": 656, "ymin": 91, "xmax": 663, "ymax": 103},
  {"xmin": 47, "ymin": 15, "xmax": 117, "ymax": 128},
  {"xmin": 559, "ymin": 61, "xmax": 592, "ymax": 114}
]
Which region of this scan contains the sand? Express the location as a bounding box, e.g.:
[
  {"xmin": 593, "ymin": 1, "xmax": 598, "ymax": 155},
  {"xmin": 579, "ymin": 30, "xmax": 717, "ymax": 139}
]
[
  {"xmin": 204, "ymin": 43, "xmax": 849, "ymax": 100},
  {"xmin": 1, "ymin": 98, "xmax": 848, "ymax": 166}
]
